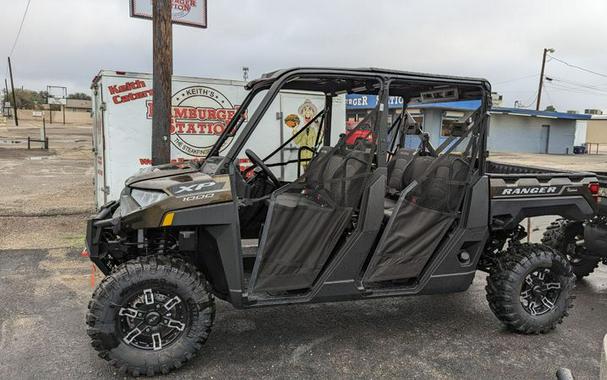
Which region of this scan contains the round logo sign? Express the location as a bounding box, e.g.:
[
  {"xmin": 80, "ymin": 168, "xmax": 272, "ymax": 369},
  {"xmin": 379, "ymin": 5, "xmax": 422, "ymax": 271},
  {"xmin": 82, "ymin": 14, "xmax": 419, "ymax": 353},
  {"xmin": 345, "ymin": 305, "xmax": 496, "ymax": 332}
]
[{"xmin": 169, "ymin": 86, "xmax": 238, "ymax": 157}]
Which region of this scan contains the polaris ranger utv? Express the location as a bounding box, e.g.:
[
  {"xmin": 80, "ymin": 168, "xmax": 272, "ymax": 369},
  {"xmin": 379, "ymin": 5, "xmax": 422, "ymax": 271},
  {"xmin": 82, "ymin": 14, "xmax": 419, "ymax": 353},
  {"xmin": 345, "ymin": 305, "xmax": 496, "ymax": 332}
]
[
  {"xmin": 542, "ymin": 172, "xmax": 607, "ymax": 278},
  {"xmin": 85, "ymin": 68, "xmax": 599, "ymax": 376}
]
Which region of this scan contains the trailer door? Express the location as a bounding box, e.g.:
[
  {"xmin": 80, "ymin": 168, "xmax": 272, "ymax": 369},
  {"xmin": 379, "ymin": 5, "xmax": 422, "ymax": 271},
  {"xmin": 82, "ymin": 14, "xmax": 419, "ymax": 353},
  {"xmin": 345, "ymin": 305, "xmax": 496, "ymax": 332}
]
[{"xmin": 92, "ymin": 81, "xmax": 107, "ymax": 209}]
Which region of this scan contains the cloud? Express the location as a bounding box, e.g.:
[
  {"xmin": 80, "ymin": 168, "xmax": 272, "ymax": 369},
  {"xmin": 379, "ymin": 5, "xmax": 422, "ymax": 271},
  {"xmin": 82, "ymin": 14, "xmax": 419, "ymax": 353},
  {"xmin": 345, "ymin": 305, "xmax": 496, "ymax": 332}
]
[{"xmin": 1, "ymin": 0, "xmax": 606, "ymax": 110}]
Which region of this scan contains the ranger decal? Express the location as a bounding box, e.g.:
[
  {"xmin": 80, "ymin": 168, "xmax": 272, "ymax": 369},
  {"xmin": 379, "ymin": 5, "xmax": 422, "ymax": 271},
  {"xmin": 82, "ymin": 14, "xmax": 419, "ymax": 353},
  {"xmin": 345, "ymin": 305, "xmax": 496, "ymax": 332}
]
[{"xmin": 493, "ymin": 185, "xmax": 564, "ymax": 198}]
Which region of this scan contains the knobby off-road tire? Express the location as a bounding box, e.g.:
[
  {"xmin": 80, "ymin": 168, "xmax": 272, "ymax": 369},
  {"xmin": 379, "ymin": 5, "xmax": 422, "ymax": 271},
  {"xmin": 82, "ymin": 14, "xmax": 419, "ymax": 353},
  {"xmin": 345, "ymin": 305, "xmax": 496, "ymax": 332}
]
[
  {"xmin": 86, "ymin": 255, "xmax": 215, "ymax": 376},
  {"xmin": 542, "ymin": 218, "xmax": 600, "ymax": 279},
  {"xmin": 486, "ymin": 243, "xmax": 575, "ymax": 334}
]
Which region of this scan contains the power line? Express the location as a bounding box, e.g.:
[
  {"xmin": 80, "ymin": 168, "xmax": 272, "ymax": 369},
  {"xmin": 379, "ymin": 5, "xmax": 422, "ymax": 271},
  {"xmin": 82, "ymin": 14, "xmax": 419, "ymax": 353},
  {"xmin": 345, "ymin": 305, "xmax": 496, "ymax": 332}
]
[
  {"xmin": 493, "ymin": 73, "xmax": 538, "ymax": 86},
  {"xmin": 515, "ymin": 92, "xmax": 538, "ymax": 109},
  {"xmin": 549, "ymin": 77, "xmax": 607, "ymax": 92},
  {"xmin": 548, "ymin": 54, "xmax": 607, "ymax": 79},
  {"xmin": 8, "ymin": 0, "xmax": 32, "ymax": 57},
  {"xmin": 542, "ymin": 87, "xmax": 558, "ymax": 110},
  {"xmin": 545, "ymin": 82, "xmax": 607, "ymax": 96}
]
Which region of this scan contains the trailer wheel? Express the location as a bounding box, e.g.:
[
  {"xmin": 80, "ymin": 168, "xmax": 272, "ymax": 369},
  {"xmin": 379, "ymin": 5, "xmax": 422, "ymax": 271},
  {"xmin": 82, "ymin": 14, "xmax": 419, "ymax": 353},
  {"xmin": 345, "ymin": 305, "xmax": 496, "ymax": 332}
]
[
  {"xmin": 486, "ymin": 243, "xmax": 574, "ymax": 334},
  {"xmin": 542, "ymin": 219, "xmax": 600, "ymax": 279},
  {"xmin": 86, "ymin": 255, "xmax": 215, "ymax": 376}
]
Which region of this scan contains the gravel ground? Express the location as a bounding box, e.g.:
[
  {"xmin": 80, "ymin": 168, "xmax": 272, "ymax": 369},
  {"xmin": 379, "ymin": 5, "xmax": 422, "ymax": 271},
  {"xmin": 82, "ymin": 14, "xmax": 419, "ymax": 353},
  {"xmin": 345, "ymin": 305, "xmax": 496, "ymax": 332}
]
[
  {"xmin": 0, "ymin": 248, "xmax": 605, "ymax": 379},
  {"xmin": 0, "ymin": 124, "xmax": 606, "ymax": 379},
  {"xmin": 490, "ymin": 152, "xmax": 607, "ymax": 173}
]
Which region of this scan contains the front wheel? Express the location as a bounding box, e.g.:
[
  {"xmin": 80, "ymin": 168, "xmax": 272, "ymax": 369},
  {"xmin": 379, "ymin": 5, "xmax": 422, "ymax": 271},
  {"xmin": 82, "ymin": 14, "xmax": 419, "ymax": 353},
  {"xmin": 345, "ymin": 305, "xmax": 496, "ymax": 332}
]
[
  {"xmin": 486, "ymin": 244, "xmax": 574, "ymax": 334},
  {"xmin": 86, "ymin": 256, "xmax": 215, "ymax": 376}
]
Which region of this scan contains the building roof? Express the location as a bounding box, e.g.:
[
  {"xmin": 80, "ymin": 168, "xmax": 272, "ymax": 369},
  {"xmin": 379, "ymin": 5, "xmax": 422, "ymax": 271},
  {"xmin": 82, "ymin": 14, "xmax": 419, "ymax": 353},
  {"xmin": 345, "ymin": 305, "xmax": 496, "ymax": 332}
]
[
  {"xmin": 345, "ymin": 94, "xmax": 592, "ymax": 120},
  {"xmin": 411, "ymin": 100, "xmax": 482, "ymax": 112},
  {"xmin": 490, "ymin": 106, "xmax": 591, "ymax": 120}
]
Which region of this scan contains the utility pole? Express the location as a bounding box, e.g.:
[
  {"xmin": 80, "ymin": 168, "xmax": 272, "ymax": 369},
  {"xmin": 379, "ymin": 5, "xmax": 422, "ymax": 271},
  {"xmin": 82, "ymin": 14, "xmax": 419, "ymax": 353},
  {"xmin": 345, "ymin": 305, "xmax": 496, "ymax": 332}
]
[
  {"xmin": 3, "ymin": 79, "xmax": 8, "ymax": 115},
  {"xmin": 536, "ymin": 48, "xmax": 555, "ymax": 111},
  {"xmin": 151, "ymin": 0, "xmax": 173, "ymax": 165},
  {"xmin": 8, "ymin": 57, "xmax": 19, "ymax": 126}
]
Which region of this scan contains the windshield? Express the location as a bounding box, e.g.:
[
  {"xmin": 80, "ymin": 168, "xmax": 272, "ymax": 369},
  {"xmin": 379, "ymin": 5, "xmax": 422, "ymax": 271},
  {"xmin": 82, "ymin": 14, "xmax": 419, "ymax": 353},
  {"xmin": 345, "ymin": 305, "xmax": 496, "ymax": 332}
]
[{"xmin": 206, "ymin": 88, "xmax": 268, "ymax": 159}]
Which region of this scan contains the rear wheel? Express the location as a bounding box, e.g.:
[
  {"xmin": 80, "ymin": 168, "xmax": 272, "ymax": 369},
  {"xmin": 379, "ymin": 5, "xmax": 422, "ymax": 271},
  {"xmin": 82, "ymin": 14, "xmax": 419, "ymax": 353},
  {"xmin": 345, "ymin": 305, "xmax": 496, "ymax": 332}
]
[
  {"xmin": 86, "ymin": 255, "xmax": 215, "ymax": 376},
  {"xmin": 542, "ymin": 219, "xmax": 600, "ymax": 279},
  {"xmin": 486, "ymin": 243, "xmax": 574, "ymax": 334}
]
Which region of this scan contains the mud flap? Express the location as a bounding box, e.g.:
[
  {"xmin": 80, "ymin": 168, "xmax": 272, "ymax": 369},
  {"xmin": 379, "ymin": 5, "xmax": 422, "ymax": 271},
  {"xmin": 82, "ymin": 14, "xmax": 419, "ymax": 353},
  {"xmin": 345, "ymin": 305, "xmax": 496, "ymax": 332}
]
[{"xmin": 585, "ymin": 222, "xmax": 607, "ymax": 258}]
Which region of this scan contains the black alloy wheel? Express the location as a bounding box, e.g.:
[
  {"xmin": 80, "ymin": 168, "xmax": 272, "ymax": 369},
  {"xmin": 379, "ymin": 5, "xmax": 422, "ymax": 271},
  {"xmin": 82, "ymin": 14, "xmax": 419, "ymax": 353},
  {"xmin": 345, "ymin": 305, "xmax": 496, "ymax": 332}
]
[
  {"xmin": 118, "ymin": 287, "xmax": 189, "ymax": 351},
  {"xmin": 519, "ymin": 268, "xmax": 562, "ymax": 316}
]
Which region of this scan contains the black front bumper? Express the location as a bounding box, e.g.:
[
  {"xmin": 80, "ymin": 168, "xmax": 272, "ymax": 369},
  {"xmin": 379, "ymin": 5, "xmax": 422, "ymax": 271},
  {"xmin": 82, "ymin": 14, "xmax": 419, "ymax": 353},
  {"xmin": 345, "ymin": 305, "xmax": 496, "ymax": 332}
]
[{"xmin": 86, "ymin": 201, "xmax": 120, "ymax": 274}]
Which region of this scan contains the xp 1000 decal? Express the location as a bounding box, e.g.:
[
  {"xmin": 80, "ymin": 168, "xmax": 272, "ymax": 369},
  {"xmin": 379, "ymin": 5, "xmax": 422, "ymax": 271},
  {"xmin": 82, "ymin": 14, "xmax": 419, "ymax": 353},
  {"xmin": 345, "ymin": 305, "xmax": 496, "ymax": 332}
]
[{"xmin": 146, "ymin": 86, "xmax": 240, "ymax": 157}]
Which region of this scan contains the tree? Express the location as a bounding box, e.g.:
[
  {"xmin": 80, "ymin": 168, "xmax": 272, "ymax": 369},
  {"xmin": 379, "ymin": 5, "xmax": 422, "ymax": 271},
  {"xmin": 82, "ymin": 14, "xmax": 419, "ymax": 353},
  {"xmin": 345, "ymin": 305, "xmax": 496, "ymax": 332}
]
[
  {"xmin": 544, "ymin": 105, "xmax": 557, "ymax": 112},
  {"xmin": 67, "ymin": 92, "xmax": 91, "ymax": 100},
  {"xmin": 2, "ymin": 89, "xmax": 48, "ymax": 109}
]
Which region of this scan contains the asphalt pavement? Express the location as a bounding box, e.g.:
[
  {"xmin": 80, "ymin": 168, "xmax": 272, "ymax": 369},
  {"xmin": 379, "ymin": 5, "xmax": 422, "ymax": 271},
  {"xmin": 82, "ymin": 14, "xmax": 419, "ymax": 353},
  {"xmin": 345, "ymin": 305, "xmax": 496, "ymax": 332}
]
[{"xmin": 0, "ymin": 246, "xmax": 605, "ymax": 379}]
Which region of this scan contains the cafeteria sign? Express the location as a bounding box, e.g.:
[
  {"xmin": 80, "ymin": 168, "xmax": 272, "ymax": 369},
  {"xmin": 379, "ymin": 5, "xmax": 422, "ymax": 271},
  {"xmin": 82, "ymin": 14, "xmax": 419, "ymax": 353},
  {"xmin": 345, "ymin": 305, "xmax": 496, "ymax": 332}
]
[{"xmin": 130, "ymin": 0, "xmax": 208, "ymax": 28}]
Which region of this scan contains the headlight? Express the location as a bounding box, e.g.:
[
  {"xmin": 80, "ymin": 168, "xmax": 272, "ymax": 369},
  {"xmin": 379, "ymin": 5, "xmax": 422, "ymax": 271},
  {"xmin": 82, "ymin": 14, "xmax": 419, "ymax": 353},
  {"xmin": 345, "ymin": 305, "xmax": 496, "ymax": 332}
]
[{"xmin": 130, "ymin": 189, "xmax": 168, "ymax": 207}]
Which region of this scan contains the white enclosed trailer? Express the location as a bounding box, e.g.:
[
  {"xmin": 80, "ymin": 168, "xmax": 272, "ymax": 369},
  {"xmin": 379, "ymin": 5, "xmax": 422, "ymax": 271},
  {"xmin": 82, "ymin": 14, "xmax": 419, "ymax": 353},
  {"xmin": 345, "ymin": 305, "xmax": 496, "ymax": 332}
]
[{"xmin": 91, "ymin": 70, "xmax": 345, "ymax": 209}]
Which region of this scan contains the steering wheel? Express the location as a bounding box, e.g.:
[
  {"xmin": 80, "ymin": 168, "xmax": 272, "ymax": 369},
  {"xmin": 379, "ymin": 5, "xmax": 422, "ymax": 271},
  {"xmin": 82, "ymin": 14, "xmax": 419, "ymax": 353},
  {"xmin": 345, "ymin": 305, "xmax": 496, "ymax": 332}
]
[{"xmin": 245, "ymin": 149, "xmax": 281, "ymax": 187}]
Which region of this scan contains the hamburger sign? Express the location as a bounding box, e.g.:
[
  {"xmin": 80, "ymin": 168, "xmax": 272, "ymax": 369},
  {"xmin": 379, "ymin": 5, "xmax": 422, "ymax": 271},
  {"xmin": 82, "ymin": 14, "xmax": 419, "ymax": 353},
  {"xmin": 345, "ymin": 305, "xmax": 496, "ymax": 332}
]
[
  {"xmin": 145, "ymin": 86, "xmax": 239, "ymax": 156},
  {"xmin": 130, "ymin": 0, "xmax": 208, "ymax": 28}
]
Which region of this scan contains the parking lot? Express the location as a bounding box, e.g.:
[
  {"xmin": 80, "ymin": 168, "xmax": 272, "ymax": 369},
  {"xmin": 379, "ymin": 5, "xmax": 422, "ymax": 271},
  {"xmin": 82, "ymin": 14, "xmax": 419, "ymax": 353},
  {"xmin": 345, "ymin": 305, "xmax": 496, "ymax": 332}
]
[{"xmin": 1, "ymin": 123, "xmax": 606, "ymax": 379}]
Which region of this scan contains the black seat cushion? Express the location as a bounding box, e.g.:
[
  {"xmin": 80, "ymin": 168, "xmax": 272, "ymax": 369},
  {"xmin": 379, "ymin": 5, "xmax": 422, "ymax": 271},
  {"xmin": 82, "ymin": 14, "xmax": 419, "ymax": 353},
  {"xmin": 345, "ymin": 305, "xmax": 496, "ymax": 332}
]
[
  {"xmin": 412, "ymin": 155, "xmax": 470, "ymax": 212},
  {"xmin": 386, "ymin": 148, "xmax": 416, "ymax": 194},
  {"xmin": 383, "ymin": 154, "xmax": 469, "ymax": 222},
  {"xmin": 304, "ymin": 146, "xmax": 371, "ymax": 208}
]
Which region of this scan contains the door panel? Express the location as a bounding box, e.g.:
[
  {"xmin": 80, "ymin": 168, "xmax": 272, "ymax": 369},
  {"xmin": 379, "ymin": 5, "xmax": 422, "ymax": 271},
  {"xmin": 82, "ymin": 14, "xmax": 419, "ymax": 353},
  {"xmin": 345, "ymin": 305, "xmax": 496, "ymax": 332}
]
[
  {"xmin": 364, "ymin": 154, "xmax": 472, "ymax": 283},
  {"xmin": 93, "ymin": 86, "xmax": 107, "ymax": 209}
]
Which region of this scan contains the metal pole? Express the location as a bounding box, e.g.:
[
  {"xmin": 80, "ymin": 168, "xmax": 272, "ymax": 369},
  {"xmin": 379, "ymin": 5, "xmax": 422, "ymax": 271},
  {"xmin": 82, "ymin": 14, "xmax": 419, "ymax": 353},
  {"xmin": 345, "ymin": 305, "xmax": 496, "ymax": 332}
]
[
  {"xmin": 151, "ymin": 0, "xmax": 173, "ymax": 165},
  {"xmin": 62, "ymin": 104, "xmax": 65, "ymax": 124},
  {"xmin": 3, "ymin": 79, "xmax": 8, "ymax": 116},
  {"xmin": 536, "ymin": 48, "xmax": 552, "ymax": 111},
  {"xmin": 8, "ymin": 57, "xmax": 18, "ymax": 126}
]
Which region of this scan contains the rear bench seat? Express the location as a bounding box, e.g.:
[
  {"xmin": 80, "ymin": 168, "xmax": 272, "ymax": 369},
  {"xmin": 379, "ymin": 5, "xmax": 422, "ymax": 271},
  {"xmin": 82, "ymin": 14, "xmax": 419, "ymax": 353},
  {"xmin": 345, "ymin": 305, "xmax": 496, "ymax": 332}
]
[
  {"xmin": 383, "ymin": 150, "xmax": 470, "ymax": 221},
  {"xmin": 384, "ymin": 149, "xmax": 434, "ymax": 213}
]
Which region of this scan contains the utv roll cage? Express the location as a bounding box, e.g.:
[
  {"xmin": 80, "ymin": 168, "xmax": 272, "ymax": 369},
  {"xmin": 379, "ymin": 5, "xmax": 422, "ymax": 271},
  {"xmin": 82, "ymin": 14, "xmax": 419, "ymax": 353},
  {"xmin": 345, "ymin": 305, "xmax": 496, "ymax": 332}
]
[
  {"xmin": 208, "ymin": 67, "xmax": 491, "ymax": 176},
  {"xmin": 197, "ymin": 68, "xmax": 492, "ymax": 302}
]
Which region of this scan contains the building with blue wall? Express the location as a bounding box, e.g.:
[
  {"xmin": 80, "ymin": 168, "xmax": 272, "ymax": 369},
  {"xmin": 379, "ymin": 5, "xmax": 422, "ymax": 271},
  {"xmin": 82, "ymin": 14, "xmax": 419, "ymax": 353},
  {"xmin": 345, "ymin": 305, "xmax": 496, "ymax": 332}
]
[{"xmin": 345, "ymin": 94, "xmax": 591, "ymax": 154}]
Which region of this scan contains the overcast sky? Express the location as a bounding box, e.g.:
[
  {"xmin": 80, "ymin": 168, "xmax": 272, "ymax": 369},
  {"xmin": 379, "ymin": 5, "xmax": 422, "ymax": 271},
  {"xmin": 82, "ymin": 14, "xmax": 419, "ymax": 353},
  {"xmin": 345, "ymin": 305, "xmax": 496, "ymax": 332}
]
[{"xmin": 1, "ymin": 0, "xmax": 607, "ymax": 111}]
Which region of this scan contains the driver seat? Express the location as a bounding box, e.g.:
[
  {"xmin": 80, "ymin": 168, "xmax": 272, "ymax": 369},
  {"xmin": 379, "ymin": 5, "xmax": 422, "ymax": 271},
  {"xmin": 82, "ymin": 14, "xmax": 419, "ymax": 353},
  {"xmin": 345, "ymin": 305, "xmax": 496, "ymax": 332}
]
[{"xmin": 304, "ymin": 144, "xmax": 372, "ymax": 208}]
